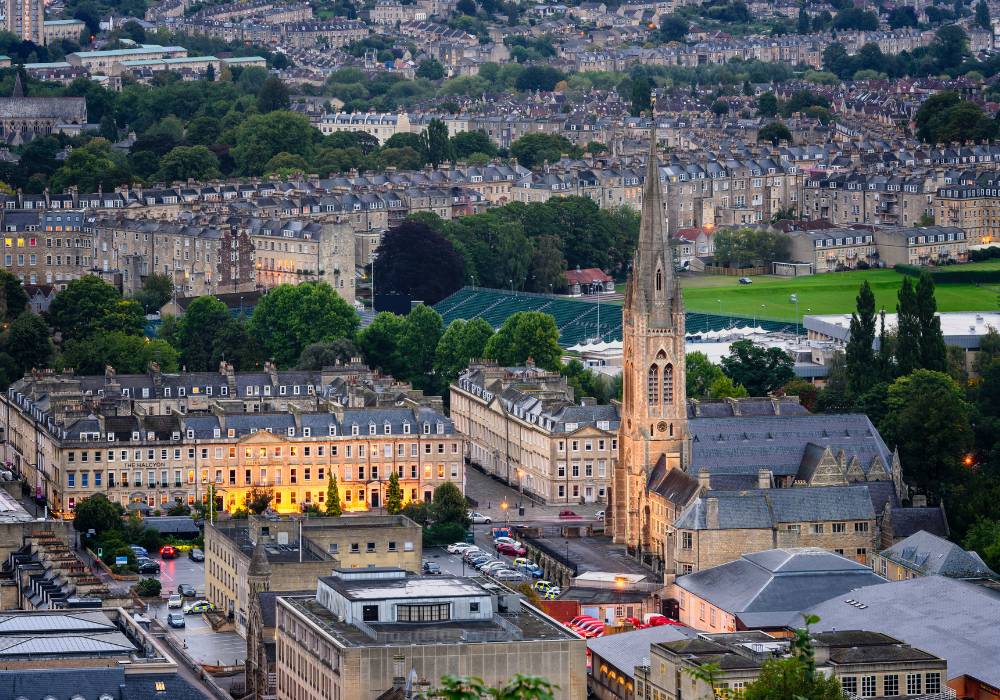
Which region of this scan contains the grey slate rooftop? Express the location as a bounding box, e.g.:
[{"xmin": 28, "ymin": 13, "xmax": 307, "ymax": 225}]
[
  {"xmin": 808, "ymin": 576, "xmax": 1000, "ymax": 687},
  {"xmin": 881, "ymin": 530, "xmax": 997, "ymax": 580},
  {"xmin": 587, "ymin": 624, "xmax": 699, "ymax": 674}
]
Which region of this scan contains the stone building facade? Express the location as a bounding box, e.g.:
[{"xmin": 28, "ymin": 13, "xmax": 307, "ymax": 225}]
[{"xmin": 0, "ymin": 75, "xmax": 87, "ymax": 146}]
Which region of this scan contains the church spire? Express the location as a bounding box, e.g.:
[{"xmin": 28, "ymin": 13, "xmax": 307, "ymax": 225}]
[
  {"xmin": 12, "ymin": 72, "xmax": 24, "ymax": 99},
  {"xmin": 627, "ymin": 107, "xmax": 677, "ymax": 328}
]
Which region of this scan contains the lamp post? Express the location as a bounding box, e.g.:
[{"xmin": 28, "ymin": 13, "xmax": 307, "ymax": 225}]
[
  {"xmin": 593, "ymin": 279, "xmax": 602, "ymax": 341},
  {"xmin": 789, "ymin": 293, "xmax": 799, "ymax": 339},
  {"xmin": 501, "ymin": 499, "xmax": 509, "ymax": 528},
  {"xmin": 516, "ymin": 468, "xmax": 524, "ymax": 506}
]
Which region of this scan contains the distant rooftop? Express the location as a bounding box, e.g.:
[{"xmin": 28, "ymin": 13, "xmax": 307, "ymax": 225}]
[{"xmin": 0, "ymin": 488, "xmax": 34, "ymax": 523}]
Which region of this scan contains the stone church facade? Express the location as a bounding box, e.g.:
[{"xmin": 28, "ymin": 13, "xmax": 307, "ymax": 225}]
[
  {"xmin": 0, "ymin": 74, "xmax": 87, "ymax": 145},
  {"xmin": 609, "ymin": 129, "xmax": 946, "ymax": 576}
]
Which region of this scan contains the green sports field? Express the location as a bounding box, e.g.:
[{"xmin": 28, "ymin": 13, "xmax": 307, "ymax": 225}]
[{"xmin": 677, "ymin": 268, "xmax": 1000, "ymax": 322}]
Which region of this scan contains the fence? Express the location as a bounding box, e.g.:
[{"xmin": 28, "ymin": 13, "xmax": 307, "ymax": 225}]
[{"xmin": 702, "ymin": 265, "xmax": 768, "ymax": 276}]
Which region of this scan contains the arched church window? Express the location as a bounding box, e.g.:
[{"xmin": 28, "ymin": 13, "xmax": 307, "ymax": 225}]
[
  {"xmin": 647, "ymin": 365, "xmax": 659, "ymax": 405},
  {"xmin": 663, "ymin": 364, "xmax": 674, "ymax": 404}
]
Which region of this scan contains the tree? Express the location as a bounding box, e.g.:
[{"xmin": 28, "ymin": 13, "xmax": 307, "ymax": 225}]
[
  {"xmin": 758, "ymin": 121, "xmax": 792, "ymax": 145},
  {"xmin": 231, "ymin": 111, "xmax": 317, "ymax": 176},
  {"xmin": 436, "ymin": 675, "xmax": 557, "ymax": 700},
  {"xmin": 157, "ymin": 145, "xmax": 220, "ymax": 182},
  {"xmin": 73, "ymin": 494, "xmax": 123, "ymax": 534},
  {"xmin": 846, "ymin": 280, "xmax": 878, "ymax": 393},
  {"xmin": 780, "ymin": 378, "xmax": 818, "ymax": 411},
  {"xmin": 976, "ymin": 0, "xmax": 991, "ymax": 28},
  {"xmin": 895, "ymin": 276, "xmax": 921, "ymax": 376},
  {"xmin": 50, "ymin": 139, "xmax": 131, "ymax": 193},
  {"xmin": 888, "ymin": 5, "xmax": 919, "ymax": 28},
  {"xmin": 659, "ymin": 14, "xmax": 689, "ymax": 42},
  {"xmin": 797, "ymin": 6, "xmax": 811, "ymax": 33},
  {"xmin": 712, "ymin": 227, "xmax": 790, "ymax": 267},
  {"xmin": 135, "ymin": 578, "xmax": 162, "ymax": 597},
  {"xmin": 451, "ymin": 130, "xmax": 496, "ymax": 159},
  {"xmin": 456, "ymin": 0, "xmax": 476, "ymax": 14},
  {"xmin": 47, "ymin": 276, "xmax": 144, "ymax": 343},
  {"xmin": 386, "ymin": 471, "xmax": 403, "ymax": 514},
  {"xmin": 423, "ymin": 118, "xmax": 454, "ymax": 167},
  {"xmin": 400, "ymin": 304, "xmax": 445, "ymax": 388},
  {"xmin": 710, "ymin": 99, "xmax": 729, "ymax": 116},
  {"xmin": 0, "ymin": 270, "xmax": 27, "ymax": 321},
  {"xmin": 757, "ymin": 92, "xmax": 779, "ymax": 117},
  {"xmin": 212, "ymin": 317, "xmax": 260, "ymax": 371},
  {"xmin": 832, "ymin": 7, "xmax": 878, "ymax": 29},
  {"xmin": 963, "ymin": 519, "xmax": 1000, "ymax": 573},
  {"xmin": 416, "ymin": 58, "xmax": 445, "ymax": 80},
  {"xmin": 326, "ymin": 474, "xmax": 342, "ymax": 516},
  {"xmin": 297, "ymin": 339, "xmax": 359, "ymax": 369},
  {"xmin": 880, "ymin": 370, "xmax": 972, "ymax": 496},
  {"xmin": 686, "ymin": 351, "xmax": 725, "ymax": 398},
  {"xmin": 133, "ymin": 273, "xmax": 174, "ymax": 314},
  {"xmin": 514, "ymin": 65, "xmax": 565, "ymax": 92},
  {"xmin": 931, "ymin": 25, "xmax": 970, "ymax": 72},
  {"xmin": 177, "ymin": 296, "xmax": 230, "ymax": 371},
  {"xmin": 509, "ymin": 133, "xmax": 577, "ymax": 168},
  {"xmin": 245, "ymin": 486, "xmax": 273, "ymax": 514},
  {"xmin": 257, "ymin": 75, "xmax": 290, "ymax": 113},
  {"xmin": 915, "ymin": 91, "xmax": 996, "ymax": 143},
  {"xmin": 916, "ymin": 271, "xmax": 947, "ymax": 372},
  {"xmin": 374, "ymin": 220, "xmax": 466, "ymax": 305},
  {"xmin": 5, "ymin": 313, "xmax": 53, "ymax": 374},
  {"xmin": 61, "ymin": 332, "xmax": 179, "ymax": 374},
  {"xmin": 528, "ymin": 235, "xmax": 566, "ymax": 293},
  {"xmin": 740, "ymin": 617, "xmax": 842, "ymax": 700},
  {"xmin": 432, "ymin": 481, "xmax": 470, "ymax": 528},
  {"xmin": 357, "ymin": 312, "xmax": 408, "ymax": 378},
  {"xmin": 708, "ymin": 374, "xmax": 749, "ymax": 398},
  {"xmin": 630, "ymin": 74, "xmax": 652, "ymax": 116},
  {"xmin": 484, "ymin": 311, "xmax": 561, "ymax": 371},
  {"xmin": 249, "ymin": 282, "xmax": 359, "ymax": 367},
  {"xmin": 434, "ymin": 318, "xmax": 495, "ymax": 382},
  {"xmin": 720, "ymin": 339, "xmax": 794, "ymax": 396}
]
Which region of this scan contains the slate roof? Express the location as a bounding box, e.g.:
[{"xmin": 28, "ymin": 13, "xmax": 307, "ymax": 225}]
[
  {"xmin": 587, "ymin": 624, "xmax": 699, "ymax": 675},
  {"xmin": 807, "ymin": 576, "xmax": 1000, "ymax": 687},
  {"xmin": 881, "ymin": 530, "xmax": 997, "ymax": 579},
  {"xmin": 674, "ymin": 485, "xmax": 876, "ymax": 530},
  {"xmin": 676, "ymin": 548, "xmax": 886, "ymax": 628},
  {"xmin": 887, "ymin": 506, "xmax": 949, "ymax": 539}
]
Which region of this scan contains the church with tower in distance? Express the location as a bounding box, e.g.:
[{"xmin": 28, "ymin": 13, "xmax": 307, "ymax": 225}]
[{"xmin": 608, "ymin": 128, "xmax": 947, "ymax": 576}]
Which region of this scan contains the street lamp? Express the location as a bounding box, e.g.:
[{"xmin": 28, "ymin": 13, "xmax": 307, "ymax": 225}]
[
  {"xmin": 516, "ymin": 468, "xmax": 524, "ymax": 505},
  {"xmin": 500, "ymin": 500, "xmax": 509, "ymax": 528},
  {"xmin": 593, "ymin": 279, "xmax": 602, "ymax": 341},
  {"xmin": 789, "ymin": 293, "xmax": 800, "ymax": 339}
]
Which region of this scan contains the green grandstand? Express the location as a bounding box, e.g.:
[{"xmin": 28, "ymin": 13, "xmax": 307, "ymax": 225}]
[{"xmin": 433, "ymin": 287, "xmax": 796, "ymax": 347}]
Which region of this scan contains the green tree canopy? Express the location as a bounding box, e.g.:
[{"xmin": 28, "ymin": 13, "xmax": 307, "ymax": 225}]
[
  {"xmin": 61, "ymin": 332, "xmax": 179, "ymax": 374},
  {"xmin": 484, "ymin": 311, "xmax": 561, "ymax": 371},
  {"xmin": 374, "ymin": 219, "xmax": 466, "ymax": 305},
  {"xmin": 47, "ymin": 276, "xmax": 145, "ymax": 343},
  {"xmin": 720, "ymin": 339, "xmax": 794, "ymax": 396},
  {"xmin": 296, "ymin": 338, "xmax": 359, "ymax": 370},
  {"xmin": 509, "ymin": 133, "xmax": 578, "ymax": 169},
  {"xmin": 434, "ymin": 318, "xmax": 495, "ymax": 382},
  {"xmin": 386, "ymin": 471, "xmax": 403, "ymax": 514},
  {"xmin": 231, "ymin": 111, "xmax": 318, "ymax": 176},
  {"xmin": 176, "ymin": 295, "xmax": 230, "ymax": 371},
  {"xmin": 432, "ymin": 481, "xmax": 470, "ymax": 528},
  {"xmin": 73, "ymin": 494, "xmax": 124, "ymax": 534},
  {"xmin": 846, "ymin": 280, "xmax": 878, "ymax": 394},
  {"xmin": 0, "ymin": 270, "xmax": 28, "ymax": 321},
  {"xmin": 133, "ymin": 273, "xmax": 174, "ymax": 314},
  {"xmin": 880, "ymin": 370, "xmax": 972, "ymax": 497},
  {"xmin": 326, "ymin": 474, "xmax": 342, "ymax": 516},
  {"xmin": 157, "ymin": 145, "xmax": 221, "ymax": 182},
  {"xmin": 249, "ymin": 282, "xmax": 359, "ymax": 367},
  {"xmin": 712, "ymin": 227, "xmax": 791, "ymax": 267},
  {"xmin": 5, "ymin": 313, "xmax": 53, "ymax": 375}
]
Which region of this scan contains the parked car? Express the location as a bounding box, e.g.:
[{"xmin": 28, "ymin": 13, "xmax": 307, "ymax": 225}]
[
  {"xmin": 494, "ymin": 537, "xmax": 521, "ymax": 548},
  {"xmin": 129, "ymin": 545, "xmax": 148, "ymax": 558},
  {"xmin": 595, "ymin": 510, "xmax": 605, "ymax": 521},
  {"xmin": 447, "ymin": 543, "xmax": 475, "ymax": 554},
  {"xmin": 493, "ymin": 569, "xmax": 524, "ymax": 581},
  {"xmin": 739, "ymin": 277, "xmax": 753, "ymax": 285},
  {"xmin": 481, "ymin": 561, "xmax": 507, "ymax": 573},
  {"xmin": 188, "ymin": 548, "xmax": 205, "ymax": 562},
  {"xmin": 182, "ymin": 599, "xmax": 215, "ymax": 614},
  {"xmin": 137, "ymin": 560, "xmax": 160, "ymax": 574},
  {"xmin": 159, "ymin": 545, "xmax": 178, "ymax": 559},
  {"xmin": 496, "ymin": 542, "xmax": 527, "ymax": 557},
  {"xmin": 167, "ymin": 612, "xmax": 186, "ymax": 628},
  {"xmin": 422, "ymin": 561, "xmax": 441, "ymax": 575},
  {"xmin": 167, "ymin": 594, "xmax": 183, "ymax": 609},
  {"xmin": 468, "ymin": 555, "xmax": 492, "ymax": 567},
  {"xmin": 514, "ymin": 561, "xmax": 543, "ymax": 577},
  {"xmin": 533, "ymin": 580, "xmax": 558, "ymax": 594},
  {"xmin": 462, "ymin": 547, "xmax": 484, "ymax": 561},
  {"xmin": 468, "ymin": 511, "xmax": 492, "ymax": 524},
  {"xmin": 558, "ymin": 510, "xmax": 581, "ymax": 519},
  {"xmin": 177, "ymin": 584, "xmax": 196, "ymax": 597}
]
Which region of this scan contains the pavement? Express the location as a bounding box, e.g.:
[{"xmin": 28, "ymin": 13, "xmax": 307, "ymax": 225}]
[{"xmin": 464, "ymin": 464, "xmax": 606, "ymax": 523}]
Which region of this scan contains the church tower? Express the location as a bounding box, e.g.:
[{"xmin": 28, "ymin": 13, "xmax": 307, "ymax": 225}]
[
  {"xmin": 246, "ymin": 535, "xmax": 272, "ymax": 699},
  {"xmin": 611, "ymin": 124, "xmax": 688, "ymax": 552}
]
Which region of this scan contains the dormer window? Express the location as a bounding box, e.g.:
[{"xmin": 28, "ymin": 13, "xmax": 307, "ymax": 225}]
[
  {"xmin": 287, "ymin": 427, "xmax": 295, "ymax": 437},
  {"xmin": 186, "ymin": 429, "xmax": 194, "ymax": 439},
  {"xmin": 403, "ymin": 422, "xmax": 411, "ymax": 435},
  {"xmin": 213, "ymin": 428, "xmax": 221, "ymax": 438},
  {"xmin": 131, "ymin": 431, "xmax": 140, "ymax": 441},
  {"xmin": 384, "ymin": 422, "xmax": 391, "ymax": 435},
  {"xmin": 329, "ymin": 425, "xmax": 337, "ymax": 436},
  {"xmin": 221, "ymin": 386, "xmax": 228, "ymax": 396},
  {"xmin": 303, "ymin": 427, "xmax": 311, "ymax": 437},
  {"xmin": 352, "ymin": 425, "xmax": 359, "ymax": 436},
  {"xmin": 369, "ymin": 423, "xmax": 376, "ymax": 435},
  {"xmin": 423, "ymin": 422, "xmax": 430, "ymax": 434}
]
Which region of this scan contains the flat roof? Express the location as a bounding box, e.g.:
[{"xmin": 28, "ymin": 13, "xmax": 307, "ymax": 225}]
[
  {"xmin": 806, "ymin": 311, "xmax": 1000, "ymax": 348},
  {"xmin": 321, "ymin": 574, "xmax": 485, "ymax": 600},
  {"xmin": 0, "ymin": 489, "xmax": 34, "ymax": 523},
  {"xmin": 214, "ymin": 525, "xmax": 326, "ymax": 563}
]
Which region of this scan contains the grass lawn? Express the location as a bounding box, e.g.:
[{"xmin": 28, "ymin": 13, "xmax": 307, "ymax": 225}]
[{"xmin": 679, "ymin": 269, "xmax": 999, "ymax": 321}]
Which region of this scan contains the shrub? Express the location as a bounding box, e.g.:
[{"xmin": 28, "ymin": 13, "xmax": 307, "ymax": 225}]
[
  {"xmin": 135, "ymin": 578, "xmax": 162, "ymax": 597},
  {"xmin": 423, "ymin": 522, "xmax": 466, "ymax": 546}
]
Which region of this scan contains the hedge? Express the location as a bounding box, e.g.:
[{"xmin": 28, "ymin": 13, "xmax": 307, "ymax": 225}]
[{"xmin": 893, "ymin": 264, "xmax": 1000, "ymax": 285}]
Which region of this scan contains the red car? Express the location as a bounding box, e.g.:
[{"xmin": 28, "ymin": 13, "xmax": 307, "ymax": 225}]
[
  {"xmin": 558, "ymin": 510, "xmax": 581, "ymax": 519},
  {"xmin": 496, "ymin": 542, "xmax": 527, "ymax": 557},
  {"xmin": 160, "ymin": 545, "xmax": 178, "ymax": 559}
]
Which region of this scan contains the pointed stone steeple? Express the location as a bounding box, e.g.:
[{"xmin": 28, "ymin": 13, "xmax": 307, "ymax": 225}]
[
  {"xmin": 625, "ymin": 117, "xmax": 678, "ymax": 329},
  {"xmin": 12, "ymin": 72, "xmax": 24, "ymax": 99},
  {"xmin": 248, "ymin": 534, "xmax": 271, "ymax": 578}
]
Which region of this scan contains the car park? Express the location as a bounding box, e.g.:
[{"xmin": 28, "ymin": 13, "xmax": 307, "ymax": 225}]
[
  {"xmin": 496, "ymin": 542, "xmax": 527, "ymax": 557},
  {"xmin": 462, "ymin": 548, "xmax": 485, "ymax": 561},
  {"xmin": 159, "ymin": 545, "xmax": 178, "ymax": 559},
  {"xmin": 493, "ymin": 569, "xmax": 523, "ymax": 581},
  {"xmin": 137, "ymin": 560, "xmax": 160, "ymax": 574},
  {"xmin": 188, "ymin": 548, "xmax": 205, "ymax": 562},
  {"xmin": 177, "ymin": 584, "xmax": 196, "ymax": 597},
  {"xmin": 468, "ymin": 554, "xmax": 492, "ymax": 566},
  {"xmin": 447, "ymin": 543, "xmax": 474, "ymax": 554},
  {"xmin": 129, "ymin": 545, "xmax": 148, "ymax": 558},
  {"xmin": 167, "ymin": 594, "xmax": 183, "ymax": 609},
  {"xmin": 481, "ymin": 561, "xmax": 507, "ymax": 573},
  {"xmin": 468, "ymin": 511, "xmax": 492, "ymax": 524},
  {"xmin": 422, "ymin": 561, "xmax": 441, "ymax": 575},
  {"xmin": 182, "ymin": 599, "xmax": 215, "ymax": 614},
  {"xmin": 167, "ymin": 612, "xmax": 186, "ymax": 628}
]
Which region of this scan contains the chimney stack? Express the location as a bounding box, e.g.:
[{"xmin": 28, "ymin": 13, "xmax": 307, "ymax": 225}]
[
  {"xmin": 705, "ymin": 497, "xmax": 719, "ymax": 529},
  {"xmin": 698, "ymin": 469, "xmax": 711, "ymax": 492}
]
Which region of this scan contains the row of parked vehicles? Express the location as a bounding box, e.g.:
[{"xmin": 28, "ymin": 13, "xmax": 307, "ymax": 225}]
[{"xmin": 129, "ymin": 545, "xmax": 205, "ymax": 575}]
